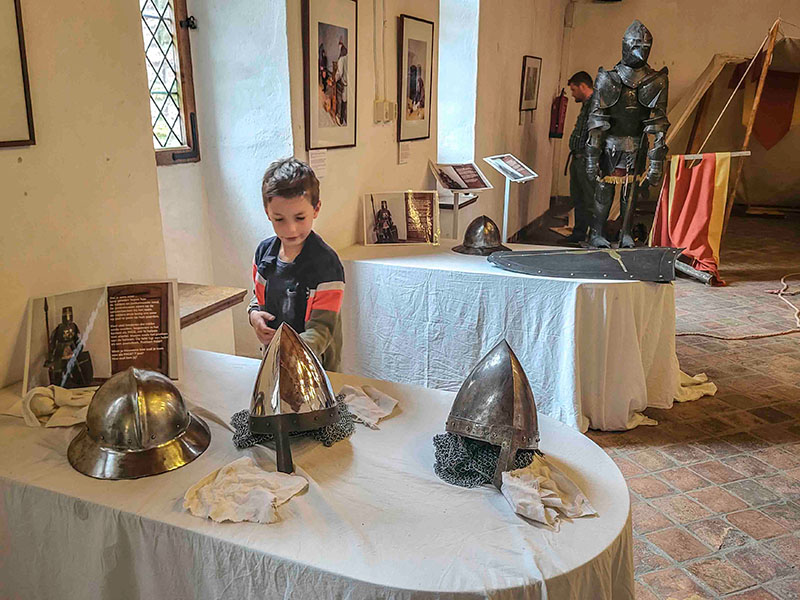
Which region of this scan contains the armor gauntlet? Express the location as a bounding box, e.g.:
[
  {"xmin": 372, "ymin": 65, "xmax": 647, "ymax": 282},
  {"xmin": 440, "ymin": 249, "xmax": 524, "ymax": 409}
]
[
  {"xmin": 646, "ymin": 131, "xmax": 668, "ymax": 186},
  {"xmin": 586, "ymin": 130, "xmax": 604, "ymax": 180}
]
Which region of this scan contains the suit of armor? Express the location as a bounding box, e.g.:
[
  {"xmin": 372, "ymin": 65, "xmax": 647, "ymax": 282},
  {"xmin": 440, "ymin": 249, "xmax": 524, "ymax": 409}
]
[{"xmin": 586, "ymin": 20, "xmax": 669, "ymax": 248}]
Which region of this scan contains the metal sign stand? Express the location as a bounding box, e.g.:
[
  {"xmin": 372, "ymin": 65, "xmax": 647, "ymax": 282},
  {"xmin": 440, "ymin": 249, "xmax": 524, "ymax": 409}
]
[{"xmin": 452, "ymin": 192, "xmax": 461, "ymax": 239}]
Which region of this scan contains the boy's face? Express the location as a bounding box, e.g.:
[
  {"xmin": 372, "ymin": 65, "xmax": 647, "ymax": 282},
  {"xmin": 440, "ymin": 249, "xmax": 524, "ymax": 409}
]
[{"xmin": 265, "ymin": 193, "xmax": 320, "ymax": 253}]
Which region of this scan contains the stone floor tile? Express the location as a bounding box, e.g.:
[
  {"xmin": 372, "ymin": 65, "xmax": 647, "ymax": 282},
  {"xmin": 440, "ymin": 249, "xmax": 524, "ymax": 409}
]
[
  {"xmin": 690, "ymin": 487, "xmax": 749, "ymax": 514},
  {"xmin": 691, "ymin": 518, "xmax": 750, "ymax": 550},
  {"xmin": 647, "ymin": 528, "xmax": 711, "ymax": 562},
  {"xmin": 690, "ymin": 461, "xmax": 747, "ymax": 485},
  {"xmin": 691, "ymin": 439, "xmax": 743, "ymax": 460},
  {"xmin": 632, "ymin": 503, "xmax": 674, "ymax": 534},
  {"xmin": 651, "ymin": 495, "xmax": 712, "ymax": 524},
  {"xmin": 753, "ymin": 448, "xmax": 800, "ymax": 471},
  {"xmin": 727, "ymin": 510, "xmax": 789, "ymax": 540},
  {"xmin": 749, "ymin": 406, "xmax": 795, "ymax": 424},
  {"xmin": 722, "ymin": 455, "xmax": 777, "ymax": 478},
  {"xmin": 612, "ymin": 455, "xmax": 645, "ymax": 478},
  {"xmin": 633, "ymin": 537, "xmax": 672, "ymax": 576},
  {"xmin": 686, "ymin": 558, "xmax": 757, "ymax": 595},
  {"xmin": 660, "ymin": 443, "xmax": 713, "ymax": 465},
  {"xmin": 641, "ymin": 567, "xmax": 713, "ymax": 600},
  {"xmin": 633, "ymin": 580, "xmax": 659, "ymax": 600},
  {"xmin": 721, "ymin": 394, "xmax": 773, "ymax": 410},
  {"xmin": 724, "ymin": 480, "xmax": 782, "ymax": 507},
  {"xmin": 759, "ymin": 502, "xmax": 800, "ymax": 531},
  {"xmin": 765, "ymin": 577, "xmax": 800, "ymax": 600},
  {"xmin": 720, "ymin": 432, "xmax": 774, "ymax": 454},
  {"xmin": 629, "ymin": 449, "xmax": 677, "ymax": 472},
  {"xmin": 759, "ymin": 474, "xmax": 800, "ymax": 500},
  {"xmin": 657, "ymin": 467, "xmax": 712, "ymax": 492},
  {"xmin": 765, "ymin": 535, "xmax": 800, "ymax": 568},
  {"xmin": 719, "ymin": 411, "xmax": 769, "ymax": 431},
  {"xmin": 628, "ymin": 476, "xmax": 676, "ymax": 499},
  {"xmin": 726, "ymin": 544, "xmax": 794, "ymax": 583},
  {"xmin": 751, "ymin": 426, "xmax": 800, "ymax": 445}
]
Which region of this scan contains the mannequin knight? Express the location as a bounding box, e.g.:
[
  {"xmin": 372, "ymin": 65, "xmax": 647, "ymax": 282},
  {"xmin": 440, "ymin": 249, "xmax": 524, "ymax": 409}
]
[{"xmin": 585, "ymin": 20, "xmax": 669, "ymax": 248}]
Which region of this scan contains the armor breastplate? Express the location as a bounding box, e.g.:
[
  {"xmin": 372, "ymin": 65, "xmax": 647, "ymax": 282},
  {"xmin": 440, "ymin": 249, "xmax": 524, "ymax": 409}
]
[{"xmin": 605, "ymin": 86, "xmax": 650, "ymax": 138}]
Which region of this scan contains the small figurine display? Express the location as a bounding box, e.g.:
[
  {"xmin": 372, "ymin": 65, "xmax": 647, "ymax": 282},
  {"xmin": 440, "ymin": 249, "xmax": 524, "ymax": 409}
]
[
  {"xmin": 44, "ymin": 304, "xmax": 93, "ymax": 388},
  {"xmin": 372, "ymin": 198, "xmax": 399, "ymax": 243}
]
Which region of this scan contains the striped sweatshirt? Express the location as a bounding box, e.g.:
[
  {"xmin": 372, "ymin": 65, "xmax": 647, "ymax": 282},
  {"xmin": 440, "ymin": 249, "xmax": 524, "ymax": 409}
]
[{"xmin": 248, "ymin": 231, "xmax": 345, "ymax": 371}]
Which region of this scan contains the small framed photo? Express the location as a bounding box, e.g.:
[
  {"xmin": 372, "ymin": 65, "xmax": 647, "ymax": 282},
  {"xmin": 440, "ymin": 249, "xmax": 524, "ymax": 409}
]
[
  {"xmin": 429, "ymin": 160, "xmax": 493, "ymax": 192},
  {"xmin": 23, "ymin": 281, "xmax": 182, "ymax": 396},
  {"xmin": 483, "ymin": 153, "xmax": 538, "ymax": 182},
  {"xmin": 519, "ymin": 55, "xmax": 542, "ymax": 111},
  {"xmin": 363, "ymin": 191, "xmax": 439, "ymax": 245},
  {"xmin": 302, "ymin": 0, "xmax": 358, "ymax": 150},
  {"xmin": 397, "ymin": 14, "xmax": 434, "ymax": 142},
  {"xmin": 1, "ymin": 0, "xmax": 35, "ymax": 146}
]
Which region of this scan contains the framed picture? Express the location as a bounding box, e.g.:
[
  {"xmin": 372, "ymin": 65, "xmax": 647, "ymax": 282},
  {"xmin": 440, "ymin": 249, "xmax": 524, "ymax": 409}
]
[
  {"xmin": 483, "ymin": 153, "xmax": 538, "ymax": 182},
  {"xmin": 397, "ymin": 14, "xmax": 434, "ymax": 142},
  {"xmin": 429, "ymin": 160, "xmax": 493, "ymax": 192},
  {"xmin": 22, "ymin": 281, "xmax": 182, "ymax": 396},
  {"xmin": 519, "ymin": 55, "xmax": 542, "ymax": 111},
  {"xmin": 363, "ymin": 191, "xmax": 439, "ymax": 245},
  {"xmin": 1, "ymin": 0, "xmax": 35, "ymax": 146},
  {"xmin": 302, "ymin": 0, "xmax": 357, "ymax": 150}
]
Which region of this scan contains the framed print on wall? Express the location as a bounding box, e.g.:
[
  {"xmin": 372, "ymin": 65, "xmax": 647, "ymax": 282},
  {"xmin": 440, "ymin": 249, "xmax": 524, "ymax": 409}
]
[
  {"xmin": 302, "ymin": 0, "xmax": 358, "ymax": 150},
  {"xmin": 1, "ymin": 0, "xmax": 35, "ymax": 146},
  {"xmin": 397, "ymin": 14, "xmax": 434, "ymax": 142},
  {"xmin": 519, "ymin": 55, "xmax": 542, "ymax": 112}
]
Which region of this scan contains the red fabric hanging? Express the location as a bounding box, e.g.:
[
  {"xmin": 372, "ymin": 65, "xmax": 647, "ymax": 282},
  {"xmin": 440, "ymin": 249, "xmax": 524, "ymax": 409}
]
[{"xmin": 651, "ymin": 153, "xmax": 731, "ymax": 286}]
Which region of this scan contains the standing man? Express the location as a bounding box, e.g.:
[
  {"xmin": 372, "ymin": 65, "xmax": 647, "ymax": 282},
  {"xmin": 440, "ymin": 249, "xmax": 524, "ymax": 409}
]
[
  {"xmin": 335, "ymin": 39, "xmax": 348, "ymax": 126},
  {"xmin": 562, "ymin": 71, "xmax": 595, "ymax": 244}
]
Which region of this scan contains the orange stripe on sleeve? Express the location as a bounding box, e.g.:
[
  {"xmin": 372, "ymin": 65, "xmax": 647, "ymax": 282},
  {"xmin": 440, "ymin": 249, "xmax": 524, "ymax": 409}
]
[{"xmin": 310, "ymin": 289, "xmax": 344, "ymax": 313}]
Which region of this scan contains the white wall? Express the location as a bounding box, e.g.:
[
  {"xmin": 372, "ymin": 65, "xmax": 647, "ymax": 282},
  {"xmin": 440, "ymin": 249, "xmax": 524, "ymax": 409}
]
[
  {"xmin": 555, "ymin": 0, "xmax": 800, "ymax": 196},
  {"xmin": 0, "ymin": 0, "xmax": 168, "ymax": 387},
  {"xmin": 450, "ymin": 0, "xmax": 569, "ymax": 239}
]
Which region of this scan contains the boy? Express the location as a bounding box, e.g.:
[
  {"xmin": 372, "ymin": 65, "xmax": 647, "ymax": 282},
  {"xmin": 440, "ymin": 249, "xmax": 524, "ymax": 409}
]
[{"xmin": 248, "ymin": 158, "xmax": 345, "ymax": 371}]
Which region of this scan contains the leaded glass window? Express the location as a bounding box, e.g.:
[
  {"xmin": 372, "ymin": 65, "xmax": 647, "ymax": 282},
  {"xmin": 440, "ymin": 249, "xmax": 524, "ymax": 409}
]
[{"xmin": 140, "ymin": 0, "xmax": 185, "ymax": 149}]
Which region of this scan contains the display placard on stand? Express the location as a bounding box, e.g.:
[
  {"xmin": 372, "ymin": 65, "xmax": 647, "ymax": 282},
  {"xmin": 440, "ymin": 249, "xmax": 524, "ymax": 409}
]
[
  {"xmin": 483, "ymin": 154, "xmax": 538, "ymax": 243},
  {"xmin": 428, "ymin": 160, "xmax": 493, "ymax": 239}
]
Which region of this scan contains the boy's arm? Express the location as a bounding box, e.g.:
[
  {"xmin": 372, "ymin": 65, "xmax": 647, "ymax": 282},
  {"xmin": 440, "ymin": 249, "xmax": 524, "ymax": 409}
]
[{"xmin": 300, "ymin": 280, "xmax": 344, "ymax": 359}]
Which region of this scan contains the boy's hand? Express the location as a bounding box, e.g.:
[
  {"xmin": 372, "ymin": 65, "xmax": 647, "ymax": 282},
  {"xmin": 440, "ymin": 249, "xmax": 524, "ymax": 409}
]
[{"xmin": 249, "ymin": 311, "xmax": 277, "ymax": 345}]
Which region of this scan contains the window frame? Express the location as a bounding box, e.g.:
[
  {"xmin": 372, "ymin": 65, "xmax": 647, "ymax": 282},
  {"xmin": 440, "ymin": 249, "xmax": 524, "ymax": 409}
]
[{"xmin": 147, "ymin": 0, "xmax": 200, "ymax": 166}]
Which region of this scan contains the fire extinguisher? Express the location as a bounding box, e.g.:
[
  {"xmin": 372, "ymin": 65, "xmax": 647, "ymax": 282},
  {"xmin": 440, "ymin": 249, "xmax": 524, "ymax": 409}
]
[{"xmin": 549, "ymin": 88, "xmax": 568, "ymax": 138}]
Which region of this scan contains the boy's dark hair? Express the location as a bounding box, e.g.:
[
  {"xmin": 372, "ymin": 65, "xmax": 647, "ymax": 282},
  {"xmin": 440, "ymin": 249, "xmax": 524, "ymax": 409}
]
[
  {"xmin": 567, "ymin": 71, "xmax": 593, "ymax": 89},
  {"xmin": 262, "ymin": 158, "xmax": 320, "ymax": 209}
]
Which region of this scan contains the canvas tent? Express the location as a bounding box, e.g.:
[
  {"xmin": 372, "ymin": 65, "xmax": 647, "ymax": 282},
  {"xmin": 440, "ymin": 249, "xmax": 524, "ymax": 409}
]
[{"xmin": 666, "ymin": 37, "xmax": 800, "ymax": 209}]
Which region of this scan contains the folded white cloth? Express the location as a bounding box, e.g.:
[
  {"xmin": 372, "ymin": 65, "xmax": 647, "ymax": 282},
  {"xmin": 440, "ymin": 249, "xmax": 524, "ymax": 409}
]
[
  {"xmin": 339, "ymin": 384, "xmax": 398, "ymax": 429},
  {"xmin": 675, "ymin": 370, "xmax": 718, "ymax": 403},
  {"xmin": 184, "ymin": 457, "xmax": 308, "ymax": 524},
  {"xmin": 0, "ymin": 385, "xmax": 95, "ymax": 428},
  {"xmin": 501, "ymin": 455, "xmax": 597, "ymax": 530}
]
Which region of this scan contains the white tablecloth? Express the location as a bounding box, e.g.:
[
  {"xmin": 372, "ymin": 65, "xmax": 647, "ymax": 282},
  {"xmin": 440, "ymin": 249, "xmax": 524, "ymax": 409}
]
[
  {"xmin": 339, "ymin": 241, "xmax": 681, "ymax": 432},
  {"xmin": 0, "ymin": 349, "xmax": 633, "ymax": 600}
]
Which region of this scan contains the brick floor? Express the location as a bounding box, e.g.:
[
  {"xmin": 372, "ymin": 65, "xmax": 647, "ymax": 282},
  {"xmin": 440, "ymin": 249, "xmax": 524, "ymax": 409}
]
[{"xmin": 584, "ymin": 216, "xmax": 800, "ymax": 599}]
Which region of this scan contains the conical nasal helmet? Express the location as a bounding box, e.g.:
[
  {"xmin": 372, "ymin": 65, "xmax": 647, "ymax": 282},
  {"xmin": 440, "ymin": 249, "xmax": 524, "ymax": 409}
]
[
  {"xmin": 453, "ymin": 215, "xmax": 510, "ymax": 256},
  {"xmin": 68, "ymin": 368, "xmax": 210, "ymax": 479},
  {"xmin": 446, "ymin": 340, "xmax": 539, "ymax": 488},
  {"xmin": 249, "ymin": 323, "xmax": 340, "ymax": 473}
]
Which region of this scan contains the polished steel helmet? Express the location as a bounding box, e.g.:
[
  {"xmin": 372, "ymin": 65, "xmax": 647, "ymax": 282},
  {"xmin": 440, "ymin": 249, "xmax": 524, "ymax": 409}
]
[
  {"xmin": 68, "ymin": 368, "xmax": 210, "ymax": 479},
  {"xmin": 446, "ymin": 340, "xmax": 539, "ymax": 488},
  {"xmin": 249, "ymin": 323, "xmax": 340, "ymax": 473},
  {"xmin": 453, "ymin": 215, "xmax": 510, "ymax": 256}
]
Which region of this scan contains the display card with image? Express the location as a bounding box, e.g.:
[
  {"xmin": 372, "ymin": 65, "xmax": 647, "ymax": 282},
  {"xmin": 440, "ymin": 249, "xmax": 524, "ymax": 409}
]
[
  {"xmin": 363, "ymin": 191, "xmax": 440, "ymax": 245},
  {"xmin": 22, "ymin": 281, "xmax": 181, "ymax": 395},
  {"xmin": 483, "ymin": 154, "xmax": 538, "ymax": 182},
  {"xmin": 429, "ymin": 161, "xmax": 493, "ymax": 192}
]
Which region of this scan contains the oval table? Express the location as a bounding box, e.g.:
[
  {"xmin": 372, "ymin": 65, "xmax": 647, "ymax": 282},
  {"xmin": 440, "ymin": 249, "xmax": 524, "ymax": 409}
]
[{"xmin": 0, "ymin": 349, "xmax": 633, "ymax": 599}]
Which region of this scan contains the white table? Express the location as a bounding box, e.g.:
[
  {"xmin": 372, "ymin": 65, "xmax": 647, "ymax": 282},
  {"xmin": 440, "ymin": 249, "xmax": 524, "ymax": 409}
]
[
  {"xmin": 0, "ymin": 349, "xmax": 633, "ymax": 600},
  {"xmin": 340, "ymin": 241, "xmax": 681, "ymax": 431}
]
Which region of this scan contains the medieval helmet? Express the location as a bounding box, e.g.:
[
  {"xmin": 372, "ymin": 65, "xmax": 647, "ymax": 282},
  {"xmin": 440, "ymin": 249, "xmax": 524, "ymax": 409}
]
[
  {"xmin": 445, "ymin": 340, "xmax": 539, "ymax": 488},
  {"xmin": 68, "ymin": 368, "xmax": 210, "ymax": 479},
  {"xmin": 249, "ymin": 323, "xmax": 341, "ymax": 473},
  {"xmin": 453, "ymin": 215, "xmax": 510, "ymax": 256},
  {"xmin": 622, "ymin": 20, "xmax": 653, "ymax": 68}
]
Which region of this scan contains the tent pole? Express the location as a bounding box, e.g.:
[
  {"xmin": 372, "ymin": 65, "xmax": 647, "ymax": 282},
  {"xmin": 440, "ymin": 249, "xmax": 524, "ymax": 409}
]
[
  {"xmin": 723, "ymin": 18, "xmax": 781, "ymax": 236},
  {"xmin": 686, "ymin": 88, "xmax": 711, "ymax": 153}
]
